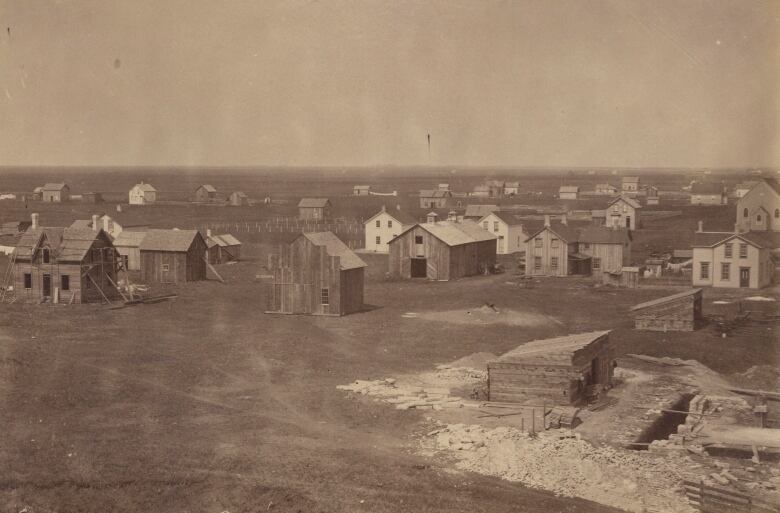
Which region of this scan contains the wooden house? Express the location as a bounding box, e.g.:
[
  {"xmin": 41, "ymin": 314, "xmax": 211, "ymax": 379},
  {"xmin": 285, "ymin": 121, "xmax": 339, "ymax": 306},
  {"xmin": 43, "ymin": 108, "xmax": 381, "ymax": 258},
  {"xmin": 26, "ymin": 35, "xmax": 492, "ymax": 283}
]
[
  {"xmin": 228, "ymin": 191, "xmax": 249, "ymax": 206},
  {"xmin": 31, "ymin": 187, "xmax": 43, "ymax": 201},
  {"xmin": 576, "ymin": 226, "xmax": 631, "ymax": 277},
  {"xmin": 464, "ymin": 204, "xmax": 499, "ymax": 220},
  {"xmin": 205, "ymin": 230, "xmax": 242, "ymax": 264},
  {"xmin": 363, "ymin": 206, "xmax": 417, "ymax": 253},
  {"xmin": 645, "ymin": 185, "xmax": 659, "ymax": 205},
  {"xmin": 504, "ymin": 181, "xmax": 520, "ymax": 196},
  {"xmin": 128, "ymin": 182, "xmax": 157, "ymax": 205},
  {"xmin": 487, "ymin": 331, "xmax": 614, "ymax": 405},
  {"xmin": 690, "ymin": 182, "xmax": 726, "ymax": 205},
  {"xmin": 70, "ymin": 214, "xmax": 149, "ymax": 240},
  {"xmin": 81, "ymin": 192, "xmax": 103, "ymax": 203},
  {"xmin": 525, "ymin": 217, "xmax": 588, "ymax": 276},
  {"xmin": 266, "ymin": 231, "xmax": 366, "ymax": 316},
  {"xmin": 193, "ymin": 184, "xmax": 218, "ymax": 202},
  {"xmin": 298, "ymin": 198, "xmax": 332, "ymax": 220},
  {"xmin": 419, "ymin": 190, "xmax": 452, "ymax": 209},
  {"xmin": 692, "ymin": 230, "xmax": 777, "ymax": 289},
  {"xmin": 41, "ymin": 183, "xmax": 70, "ymax": 202},
  {"xmin": 630, "ymin": 289, "xmax": 703, "ymax": 332},
  {"xmin": 605, "ymin": 196, "xmax": 641, "ymax": 230},
  {"xmin": 558, "ymin": 185, "xmax": 579, "ymax": 200},
  {"xmin": 622, "ymin": 176, "xmax": 640, "ymax": 194},
  {"xmin": 113, "ymin": 231, "xmax": 147, "ymax": 271},
  {"xmin": 736, "ymin": 179, "xmax": 780, "ymax": 233},
  {"xmin": 353, "ymin": 185, "xmax": 370, "ymax": 196},
  {"xmin": 478, "ymin": 211, "xmax": 528, "ymax": 255},
  {"xmin": 387, "ymin": 214, "xmax": 496, "ymax": 281},
  {"xmin": 139, "ymin": 229, "xmax": 207, "ymax": 284},
  {"xmin": 12, "ymin": 214, "xmax": 120, "ymax": 304},
  {"xmin": 595, "ymin": 183, "xmax": 617, "ymax": 195}
]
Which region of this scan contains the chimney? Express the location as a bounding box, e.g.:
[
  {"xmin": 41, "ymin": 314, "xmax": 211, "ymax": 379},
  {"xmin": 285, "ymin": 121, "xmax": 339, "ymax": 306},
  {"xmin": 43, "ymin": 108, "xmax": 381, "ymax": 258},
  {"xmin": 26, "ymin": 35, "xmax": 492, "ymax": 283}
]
[
  {"xmin": 103, "ymin": 216, "xmax": 110, "ymax": 232},
  {"xmin": 396, "ymin": 204, "xmax": 401, "ymax": 211},
  {"xmin": 427, "ymin": 212, "xmax": 438, "ymax": 224},
  {"xmin": 447, "ymin": 210, "xmax": 457, "ymax": 222},
  {"xmin": 734, "ymin": 222, "xmax": 741, "ymax": 234},
  {"xmin": 381, "ymin": 205, "xmax": 386, "ymax": 212},
  {"xmin": 560, "ymin": 214, "xmax": 568, "ymax": 226},
  {"xmin": 206, "ymin": 228, "xmax": 212, "ymax": 238},
  {"xmin": 697, "ymin": 220, "xmax": 703, "ymax": 233},
  {"xmin": 92, "ymin": 214, "xmax": 99, "ymax": 232},
  {"xmin": 544, "ymin": 214, "xmax": 551, "ymax": 227},
  {"xmin": 31, "ymin": 213, "xmax": 39, "ymax": 230}
]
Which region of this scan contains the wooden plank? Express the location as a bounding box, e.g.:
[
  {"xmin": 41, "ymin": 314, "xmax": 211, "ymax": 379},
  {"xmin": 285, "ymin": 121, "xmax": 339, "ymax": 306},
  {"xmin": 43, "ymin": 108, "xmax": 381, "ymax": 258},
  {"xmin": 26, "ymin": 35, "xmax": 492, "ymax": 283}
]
[{"xmin": 203, "ymin": 257, "xmax": 225, "ymax": 283}]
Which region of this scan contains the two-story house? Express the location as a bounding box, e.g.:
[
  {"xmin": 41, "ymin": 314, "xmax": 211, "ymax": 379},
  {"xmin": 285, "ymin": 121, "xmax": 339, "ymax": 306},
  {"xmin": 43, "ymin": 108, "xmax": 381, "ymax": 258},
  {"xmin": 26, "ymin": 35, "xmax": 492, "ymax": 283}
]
[
  {"xmin": 477, "ymin": 211, "xmax": 527, "ymax": 255},
  {"xmin": 524, "ymin": 216, "xmax": 585, "ymax": 276},
  {"xmin": 621, "ymin": 176, "xmax": 640, "ymax": 195},
  {"xmin": 363, "ymin": 206, "xmax": 417, "ymax": 253},
  {"xmin": 605, "ymin": 196, "xmax": 641, "ymax": 230},
  {"xmin": 692, "ymin": 230, "xmax": 775, "ymax": 289}
]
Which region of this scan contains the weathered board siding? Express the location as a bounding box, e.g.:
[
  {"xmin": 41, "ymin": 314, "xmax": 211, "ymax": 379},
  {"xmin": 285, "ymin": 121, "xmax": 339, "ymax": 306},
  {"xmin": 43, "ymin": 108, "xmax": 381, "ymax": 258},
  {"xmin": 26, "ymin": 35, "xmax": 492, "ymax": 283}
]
[
  {"xmin": 633, "ymin": 292, "xmax": 703, "ymax": 332},
  {"xmin": 139, "ymin": 239, "xmax": 207, "ymax": 284},
  {"xmin": 298, "ymin": 206, "xmax": 331, "ymax": 220},
  {"xmin": 116, "ymin": 246, "xmax": 141, "ymax": 271},
  {"xmin": 579, "ymin": 242, "xmax": 628, "ymax": 276},
  {"xmin": 526, "ymin": 229, "xmax": 574, "ymax": 276},
  {"xmin": 208, "ymin": 244, "xmax": 241, "ymax": 264},
  {"xmin": 269, "ymin": 238, "xmax": 364, "ymax": 316},
  {"xmin": 487, "ymin": 335, "xmax": 613, "ymax": 405},
  {"xmin": 388, "ymin": 226, "xmax": 496, "ymax": 281}
]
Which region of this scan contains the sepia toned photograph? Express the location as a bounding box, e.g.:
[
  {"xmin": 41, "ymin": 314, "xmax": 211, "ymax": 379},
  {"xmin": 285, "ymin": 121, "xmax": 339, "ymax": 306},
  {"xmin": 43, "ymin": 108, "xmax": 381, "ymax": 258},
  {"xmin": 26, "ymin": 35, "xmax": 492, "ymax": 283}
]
[{"xmin": 0, "ymin": 1, "xmax": 778, "ymax": 512}]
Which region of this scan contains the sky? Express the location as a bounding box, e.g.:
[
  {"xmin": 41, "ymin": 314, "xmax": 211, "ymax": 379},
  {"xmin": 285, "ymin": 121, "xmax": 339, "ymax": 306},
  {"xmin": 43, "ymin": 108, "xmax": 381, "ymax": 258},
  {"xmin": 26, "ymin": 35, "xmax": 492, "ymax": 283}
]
[{"xmin": 0, "ymin": 0, "xmax": 778, "ymax": 168}]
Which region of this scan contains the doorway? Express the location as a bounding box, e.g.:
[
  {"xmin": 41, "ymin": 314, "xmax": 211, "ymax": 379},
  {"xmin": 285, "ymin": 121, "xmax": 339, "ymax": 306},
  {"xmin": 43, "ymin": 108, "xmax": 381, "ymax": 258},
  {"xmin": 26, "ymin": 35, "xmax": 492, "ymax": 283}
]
[
  {"xmin": 625, "ymin": 216, "xmax": 631, "ymax": 228},
  {"xmin": 411, "ymin": 258, "xmax": 427, "ymax": 278},
  {"xmin": 42, "ymin": 274, "xmax": 51, "ymax": 297},
  {"xmin": 740, "ymin": 267, "xmax": 750, "ymax": 288}
]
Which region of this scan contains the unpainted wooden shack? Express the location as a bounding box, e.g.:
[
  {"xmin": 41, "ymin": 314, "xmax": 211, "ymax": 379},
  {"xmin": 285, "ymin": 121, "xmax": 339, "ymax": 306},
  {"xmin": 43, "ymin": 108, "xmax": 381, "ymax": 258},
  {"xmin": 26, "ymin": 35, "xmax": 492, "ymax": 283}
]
[
  {"xmin": 297, "ymin": 198, "xmax": 332, "ymax": 220},
  {"xmin": 205, "ymin": 230, "xmax": 241, "ymax": 264},
  {"xmin": 487, "ymin": 331, "xmax": 614, "ymax": 405},
  {"xmin": 139, "ymin": 229, "xmax": 207, "ymax": 284},
  {"xmin": 267, "ymin": 231, "xmax": 366, "ymax": 316},
  {"xmin": 630, "ymin": 288, "xmax": 703, "ymax": 332}
]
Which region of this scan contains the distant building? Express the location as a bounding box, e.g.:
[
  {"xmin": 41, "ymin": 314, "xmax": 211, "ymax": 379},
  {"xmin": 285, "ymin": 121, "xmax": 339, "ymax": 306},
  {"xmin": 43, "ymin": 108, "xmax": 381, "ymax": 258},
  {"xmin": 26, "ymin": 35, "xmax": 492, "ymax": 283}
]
[
  {"xmin": 193, "ymin": 184, "xmax": 218, "ymax": 202},
  {"xmin": 630, "ymin": 289, "xmax": 703, "ymax": 331},
  {"xmin": 558, "ymin": 185, "xmax": 579, "ymax": 200},
  {"xmin": 31, "ymin": 187, "xmax": 43, "ymax": 201},
  {"xmin": 733, "ymin": 181, "xmax": 759, "ymax": 199},
  {"xmin": 139, "ymin": 229, "xmax": 208, "ymax": 284},
  {"xmin": 205, "ymin": 230, "xmax": 242, "ymax": 264},
  {"xmin": 418, "ymin": 189, "xmax": 452, "ymax": 209},
  {"xmin": 594, "ymin": 183, "xmax": 617, "ymax": 195},
  {"xmin": 487, "ymin": 331, "xmax": 614, "ymax": 405},
  {"xmin": 645, "ymin": 185, "xmax": 659, "ymax": 205},
  {"xmin": 387, "ymin": 214, "xmax": 496, "ymax": 281},
  {"xmin": 692, "ymin": 230, "xmax": 777, "ymax": 289},
  {"xmin": 363, "ymin": 206, "xmax": 417, "ymax": 253},
  {"xmin": 605, "ymin": 196, "xmax": 641, "ymax": 230},
  {"xmin": 690, "ymin": 182, "xmax": 726, "ymax": 205},
  {"xmin": 41, "ymin": 183, "xmax": 70, "ymax": 203},
  {"xmin": 298, "ymin": 198, "xmax": 332, "ymax": 220},
  {"xmin": 735, "ymin": 179, "xmax": 780, "ymax": 232},
  {"xmin": 69, "ymin": 214, "xmax": 149, "ymax": 240},
  {"xmin": 621, "ymin": 176, "xmax": 640, "ymax": 194},
  {"xmin": 228, "ymin": 191, "xmax": 249, "ymax": 206},
  {"xmin": 471, "ymin": 185, "xmax": 490, "ymax": 198},
  {"xmin": 81, "ymin": 192, "xmax": 103, "ymax": 204},
  {"xmin": 267, "ymin": 232, "xmax": 366, "ymax": 316},
  {"xmin": 129, "ymin": 182, "xmax": 157, "ymax": 205},
  {"xmin": 504, "ymin": 181, "xmax": 520, "ymax": 196},
  {"xmin": 463, "ymin": 204, "xmax": 499, "ymax": 220},
  {"xmin": 437, "ymin": 183, "xmax": 450, "ymax": 191},
  {"xmin": 353, "ymin": 185, "xmax": 370, "ymax": 196},
  {"xmin": 478, "ymin": 211, "xmax": 528, "ymax": 255}
]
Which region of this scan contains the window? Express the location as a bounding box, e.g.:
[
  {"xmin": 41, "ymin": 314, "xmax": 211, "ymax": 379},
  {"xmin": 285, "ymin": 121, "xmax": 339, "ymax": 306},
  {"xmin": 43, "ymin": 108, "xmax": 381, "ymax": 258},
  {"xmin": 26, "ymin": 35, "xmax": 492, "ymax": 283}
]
[
  {"xmin": 584, "ymin": 243, "xmax": 590, "ymax": 250},
  {"xmin": 622, "ymin": 205, "xmax": 627, "ymax": 213},
  {"xmin": 375, "ymin": 220, "xmax": 380, "ymax": 228},
  {"xmin": 724, "ymin": 243, "xmax": 732, "ymax": 258},
  {"xmin": 493, "ymin": 221, "xmax": 499, "ymax": 232},
  {"xmin": 534, "ymin": 256, "xmax": 541, "ymax": 271},
  {"xmin": 483, "ymin": 221, "xmax": 488, "ymax": 230},
  {"xmin": 551, "ymin": 257, "xmax": 558, "ymax": 270},
  {"xmin": 592, "ymin": 257, "xmax": 601, "ymax": 270},
  {"xmin": 23, "ymin": 273, "xmax": 31, "ymax": 289},
  {"xmin": 375, "ymin": 236, "xmax": 381, "ymax": 245},
  {"xmin": 321, "ymin": 288, "xmax": 329, "ymax": 305},
  {"xmin": 743, "ymin": 208, "xmax": 749, "ymax": 218},
  {"xmin": 162, "ymin": 264, "xmax": 170, "ymax": 272},
  {"xmin": 721, "ymin": 263, "xmax": 730, "ymax": 281},
  {"xmin": 42, "ymin": 248, "xmax": 50, "ymax": 264},
  {"xmin": 757, "ymin": 214, "xmax": 762, "ymax": 222},
  {"xmin": 551, "ymin": 237, "xmax": 559, "ymax": 248},
  {"xmin": 387, "ymin": 220, "xmax": 392, "ymax": 228},
  {"xmin": 739, "ymin": 243, "xmax": 748, "ymax": 258},
  {"xmin": 415, "ymin": 235, "xmax": 423, "ymax": 244},
  {"xmin": 775, "ymin": 209, "xmax": 779, "ymax": 219},
  {"xmin": 534, "ymin": 238, "xmax": 542, "ymax": 248},
  {"xmin": 700, "ymin": 262, "xmax": 710, "ymax": 279},
  {"xmin": 61, "ymin": 275, "xmax": 70, "ymax": 291}
]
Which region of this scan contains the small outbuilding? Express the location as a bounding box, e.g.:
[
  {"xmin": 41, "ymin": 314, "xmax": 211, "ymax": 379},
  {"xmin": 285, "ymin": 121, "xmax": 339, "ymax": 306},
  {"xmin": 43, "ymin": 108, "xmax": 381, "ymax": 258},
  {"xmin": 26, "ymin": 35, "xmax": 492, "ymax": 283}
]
[
  {"xmin": 193, "ymin": 184, "xmax": 218, "ymax": 202},
  {"xmin": 205, "ymin": 230, "xmax": 242, "ymax": 264},
  {"xmin": 487, "ymin": 331, "xmax": 614, "ymax": 405},
  {"xmin": 353, "ymin": 185, "xmax": 370, "ymax": 196},
  {"xmin": 266, "ymin": 231, "xmax": 366, "ymax": 316},
  {"xmin": 228, "ymin": 191, "xmax": 249, "ymax": 206},
  {"xmin": 298, "ymin": 198, "xmax": 332, "ymax": 220},
  {"xmin": 129, "ymin": 182, "xmax": 157, "ymax": 205},
  {"xmin": 630, "ymin": 288, "xmax": 703, "ymax": 332},
  {"xmin": 41, "ymin": 183, "xmax": 70, "ymax": 202},
  {"xmin": 81, "ymin": 192, "xmax": 103, "ymax": 204},
  {"xmin": 113, "ymin": 231, "xmax": 147, "ymax": 271},
  {"xmin": 139, "ymin": 229, "xmax": 208, "ymax": 284},
  {"xmin": 558, "ymin": 185, "xmax": 579, "ymax": 200}
]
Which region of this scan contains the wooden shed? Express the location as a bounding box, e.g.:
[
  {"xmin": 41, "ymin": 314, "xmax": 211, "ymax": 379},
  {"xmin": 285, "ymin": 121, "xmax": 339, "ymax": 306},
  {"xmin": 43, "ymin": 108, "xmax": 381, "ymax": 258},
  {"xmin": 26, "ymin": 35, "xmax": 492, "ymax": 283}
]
[
  {"xmin": 138, "ymin": 229, "xmax": 207, "ymax": 284},
  {"xmin": 266, "ymin": 231, "xmax": 366, "ymax": 316},
  {"xmin": 228, "ymin": 191, "xmax": 249, "ymax": 206},
  {"xmin": 630, "ymin": 288, "xmax": 703, "ymax": 332},
  {"xmin": 387, "ymin": 216, "xmax": 496, "ymax": 281},
  {"xmin": 81, "ymin": 192, "xmax": 103, "ymax": 203},
  {"xmin": 205, "ymin": 230, "xmax": 241, "ymax": 264},
  {"xmin": 487, "ymin": 331, "xmax": 614, "ymax": 405},
  {"xmin": 193, "ymin": 184, "xmax": 218, "ymax": 202},
  {"xmin": 41, "ymin": 183, "xmax": 70, "ymax": 202},
  {"xmin": 112, "ymin": 231, "xmax": 147, "ymax": 271},
  {"xmin": 298, "ymin": 198, "xmax": 332, "ymax": 220}
]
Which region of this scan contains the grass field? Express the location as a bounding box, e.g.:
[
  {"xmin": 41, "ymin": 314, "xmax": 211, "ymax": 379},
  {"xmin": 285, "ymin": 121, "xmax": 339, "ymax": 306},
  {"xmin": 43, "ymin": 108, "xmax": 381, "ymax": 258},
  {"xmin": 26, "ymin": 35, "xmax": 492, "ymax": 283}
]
[{"xmin": 0, "ymin": 169, "xmax": 776, "ymax": 512}]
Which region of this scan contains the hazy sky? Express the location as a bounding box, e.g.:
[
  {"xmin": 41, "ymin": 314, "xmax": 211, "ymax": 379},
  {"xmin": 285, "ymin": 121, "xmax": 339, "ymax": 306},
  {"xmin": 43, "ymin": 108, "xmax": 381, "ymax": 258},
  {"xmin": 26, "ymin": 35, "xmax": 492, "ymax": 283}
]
[{"xmin": 1, "ymin": 0, "xmax": 778, "ymax": 168}]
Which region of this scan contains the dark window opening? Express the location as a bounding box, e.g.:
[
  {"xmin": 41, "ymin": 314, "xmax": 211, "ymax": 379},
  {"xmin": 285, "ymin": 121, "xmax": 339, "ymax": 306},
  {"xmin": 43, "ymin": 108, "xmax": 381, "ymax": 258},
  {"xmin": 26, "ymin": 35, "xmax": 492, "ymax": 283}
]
[
  {"xmin": 61, "ymin": 275, "xmax": 70, "ymax": 291},
  {"xmin": 23, "ymin": 273, "xmax": 32, "ymax": 289},
  {"xmin": 42, "ymin": 248, "xmax": 50, "ymax": 263},
  {"xmin": 415, "ymin": 235, "xmax": 423, "ymax": 244}
]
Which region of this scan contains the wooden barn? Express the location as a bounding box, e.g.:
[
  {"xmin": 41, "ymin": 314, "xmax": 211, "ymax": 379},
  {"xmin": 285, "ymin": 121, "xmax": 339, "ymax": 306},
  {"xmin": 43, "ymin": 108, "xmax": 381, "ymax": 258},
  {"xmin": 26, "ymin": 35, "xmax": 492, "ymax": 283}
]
[
  {"xmin": 630, "ymin": 288, "xmax": 703, "ymax": 332},
  {"xmin": 298, "ymin": 198, "xmax": 332, "ymax": 220},
  {"xmin": 487, "ymin": 331, "xmax": 614, "ymax": 405},
  {"xmin": 266, "ymin": 231, "xmax": 366, "ymax": 316},
  {"xmin": 228, "ymin": 191, "xmax": 249, "ymax": 206},
  {"xmin": 193, "ymin": 184, "xmax": 218, "ymax": 202},
  {"xmin": 205, "ymin": 230, "xmax": 241, "ymax": 264},
  {"xmin": 139, "ymin": 229, "xmax": 207, "ymax": 284},
  {"xmin": 12, "ymin": 214, "xmax": 120, "ymax": 304},
  {"xmin": 387, "ymin": 214, "xmax": 497, "ymax": 281}
]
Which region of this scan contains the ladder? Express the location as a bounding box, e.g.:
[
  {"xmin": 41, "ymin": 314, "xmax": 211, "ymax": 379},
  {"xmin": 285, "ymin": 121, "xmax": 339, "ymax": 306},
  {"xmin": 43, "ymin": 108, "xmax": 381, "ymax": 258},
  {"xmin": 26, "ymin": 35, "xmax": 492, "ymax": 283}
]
[{"xmin": 0, "ymin": 249, "xmax": 17, "ymax": 302}]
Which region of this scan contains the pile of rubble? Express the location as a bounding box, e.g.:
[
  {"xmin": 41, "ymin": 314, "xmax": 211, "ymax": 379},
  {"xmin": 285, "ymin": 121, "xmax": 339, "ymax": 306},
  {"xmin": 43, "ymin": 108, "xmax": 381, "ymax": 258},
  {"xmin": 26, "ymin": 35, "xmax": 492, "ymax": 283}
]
[
  {"xmin": 337, "ymin": 379, "xmax": 477, "ymax": 411},
  {"xmin": 421, "ymin": 422, "xmax": 697, "ymax": 513}
]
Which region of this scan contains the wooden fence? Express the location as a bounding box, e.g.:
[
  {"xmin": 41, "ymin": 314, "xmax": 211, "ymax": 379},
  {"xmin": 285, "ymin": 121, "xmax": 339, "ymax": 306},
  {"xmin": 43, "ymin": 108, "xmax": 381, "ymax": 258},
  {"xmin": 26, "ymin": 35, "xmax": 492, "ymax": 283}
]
[{"xmin": 683, "ymin": 480, "xmax": 780, "ymax": 513}]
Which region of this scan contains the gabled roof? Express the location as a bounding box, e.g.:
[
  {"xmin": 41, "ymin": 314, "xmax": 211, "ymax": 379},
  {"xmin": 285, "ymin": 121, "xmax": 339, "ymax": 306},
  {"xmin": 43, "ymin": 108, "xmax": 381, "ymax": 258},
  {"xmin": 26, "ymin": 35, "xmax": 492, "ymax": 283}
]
[
  {"xmin": 464, "ymin": 204, "xmax": 498, "ymax": 218},
  {"xmin": 140, "ymin": 229, "xmax": 201, "ymax": 252},
  {"xmin": 132, "ymin": 183, "xmax": 157, "ymax": 192},
  {"xmin": 622, "ymin": 176, "xmax": 640, "ymax": 183},
  {"xmin": 112, "ymin": 231, "xmax": 147, "ymax": 248},
  {"xmin": 578, "ymin": 226, "xmax": 631, "ymax": 244},
  {"xmin": 526, "ymin": 222, "xmax": 580, "ymax": 243},
  {"xmin": 479, "ymin": 210, "xmax": 522, "ymax": 226},
  {"xmin": 690, "ymin": 182, "xmax": 724, "ymax": 195},
  {"xmin": 493, "ymin": 331, "xmax": 611, "ymax": 364},
  {"xmin": 230, "ymin": 191, "xmax": 248, "ymax": 198},
  {"xmin": 559, "ymin": 185, "xmax": 579, "ymax": 193},
  {"xmin": 391, "ymin": 220, "xmax": 496, "ymax": 247},
  {"xmin": 33, "ymin": 187, "xmax": 43, "ymax": 193},
  {"xmin": 198, "ymin": 184, "xmax": 217, "ymax": 193},
  {"xmin": 419, "ymin": 190, "xmax": 451, "ymax": 198},
  {"xmin": 691, "ymin": 231, "xmax": 780, "ymax": 249},
  {"xmin": 207, "ymin": 233, "xmax": 242, "ymax": 247},
  {"xmin": 42, "ymin": 183, "xmax": 68, "ymax": 191},
  {"xmin": 16, "ymin": 227, "xmax": 65, "ymax": 258},
  {"xmin": 16, "ymin": 226, "xmax": 108, "ymax": 262},
  {"xmin": 608, "ymin": 195, "xmax": 642, "ymax": 209},
  {"xmin": 763, "ymin": 178, "xmax": 780, "ymax": 195},
  {"xmin": 353, "ymin": 185, "xmax": 370, "ymax": 190},
  {"xmin": 300, "ymin": 232, "xmax": 366, "ymax": 270},
  {"xmin": 631, "ymin": 289, "xmax": 702, "ymax": 312},
  {"xmin": 298, "ymin": 198, "xmax": 331, "ymax": 208},
  {"xmin": 365, "ymin": 208, "xmax": 418, "ymax": 226}
]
